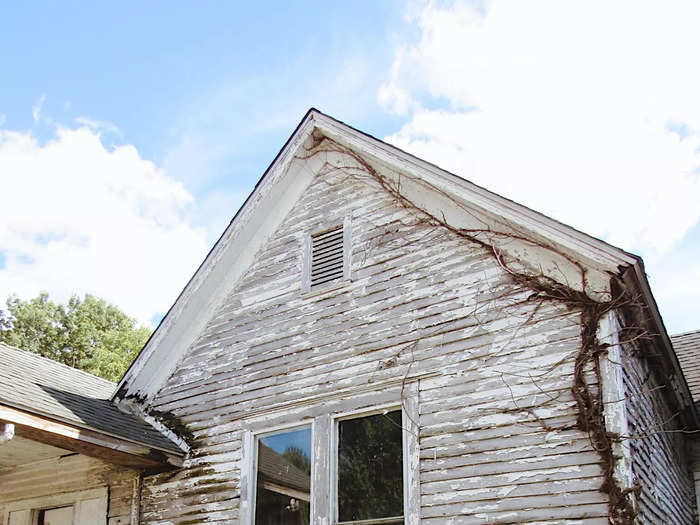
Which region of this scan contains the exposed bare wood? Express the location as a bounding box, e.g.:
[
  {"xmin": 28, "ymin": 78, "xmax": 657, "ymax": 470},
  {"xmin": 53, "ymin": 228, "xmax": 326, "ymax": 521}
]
[
  {"xmin": 109, "ymin": 114, "xmax": 696, "ymax": 524},
  {"xmin": 136, "ymin": 146, "xmax": 615, "ymax": 523}
]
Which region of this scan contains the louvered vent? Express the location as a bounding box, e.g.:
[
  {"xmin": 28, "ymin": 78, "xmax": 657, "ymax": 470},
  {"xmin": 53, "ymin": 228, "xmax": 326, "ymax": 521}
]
[{"xmin": 311, "ymin": 226, "xmax": 344, "ymax": 287}]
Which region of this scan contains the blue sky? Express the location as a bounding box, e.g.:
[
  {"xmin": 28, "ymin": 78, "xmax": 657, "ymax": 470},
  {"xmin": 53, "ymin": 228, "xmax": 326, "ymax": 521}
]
[
  {"xmin": 1, "ymin": 1, "xmax": 699, "ymax": 334},
  {"xmin": 2, "ymin": 2, "xmax": 404, "ymax": 175},
  {"xmin": 261, "ymin": 427, "xmax": 312, "ymax": 460}
]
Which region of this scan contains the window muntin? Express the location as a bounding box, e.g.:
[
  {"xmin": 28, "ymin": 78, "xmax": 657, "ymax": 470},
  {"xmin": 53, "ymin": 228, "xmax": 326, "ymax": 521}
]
[
  {"xmin": 337, "ymin": 410, "xmax": 404, "ymax": 524},
  {"xmin": 255, "ymin": 426, "xmax": 312, "ymax": 525}
]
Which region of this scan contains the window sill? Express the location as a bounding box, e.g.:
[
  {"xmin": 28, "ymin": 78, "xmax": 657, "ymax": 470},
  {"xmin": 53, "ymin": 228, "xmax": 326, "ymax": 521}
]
[{"xmin": 336, "ymin": 517, "xmax": 404, "ymax": 525}]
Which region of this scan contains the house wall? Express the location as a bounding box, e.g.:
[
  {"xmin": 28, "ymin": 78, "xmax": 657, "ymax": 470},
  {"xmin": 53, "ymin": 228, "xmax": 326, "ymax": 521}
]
[
  {"xmin": 690, "ymin": 441, "xmax": 700, "ymax": 521},
  {"xmin": 0, "ymin": 453, "xmax": 140, "ymax": 525},
  {"xmin": 141, "ymin": 162, "xmax": 612, "ymax": 523},
  {"xmin": 613, "ymin": 317, "xmax": 696, "ymax": 523}
]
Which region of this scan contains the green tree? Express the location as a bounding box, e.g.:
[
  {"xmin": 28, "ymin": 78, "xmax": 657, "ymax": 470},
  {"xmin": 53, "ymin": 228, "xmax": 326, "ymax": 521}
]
[
  {"xmin": 0, "ymin": 293, "xmax": 151, "ymax": 382},
  {"xmin": 337, "ymin": 411, "xmax": 404, "ymax": 521},
  {"xmin": 282, "ymin": 445, "xmax": 311, "ymax": 475}
]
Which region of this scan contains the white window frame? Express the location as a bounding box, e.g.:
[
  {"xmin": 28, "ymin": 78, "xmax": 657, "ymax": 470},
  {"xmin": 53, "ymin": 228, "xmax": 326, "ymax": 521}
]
[
  {"xmin": 240, "ymin": 385, "xmax": 420, "ymax": 525},
  {"xmin": 241, "ymin": 419, "xmax": 317, "ymax": 525}
]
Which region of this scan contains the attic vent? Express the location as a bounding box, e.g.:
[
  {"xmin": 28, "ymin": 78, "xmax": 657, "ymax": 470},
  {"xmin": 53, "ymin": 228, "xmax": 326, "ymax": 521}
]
[{"xmin": 311, "ymin": 226, "xmax": 344, "ymax": 287}]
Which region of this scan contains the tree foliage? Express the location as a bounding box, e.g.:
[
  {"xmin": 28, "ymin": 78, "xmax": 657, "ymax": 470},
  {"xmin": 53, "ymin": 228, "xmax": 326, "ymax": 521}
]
[
  {"xmin": 281, "ymin": 445, "xmax": 311, "ymax": 475},
  {"xmin": 0, "ymin": 293, "xmax": 151, "ymax": 382},
  {"xmin": 337, "ymin": 411, "xmax": 403, "ymax": 521}
]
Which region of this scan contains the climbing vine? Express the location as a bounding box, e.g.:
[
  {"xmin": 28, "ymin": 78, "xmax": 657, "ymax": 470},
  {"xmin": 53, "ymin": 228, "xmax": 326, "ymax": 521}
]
[{"xmin": 299, "ymin": 135, "xmax": 643, "ymax": 523}]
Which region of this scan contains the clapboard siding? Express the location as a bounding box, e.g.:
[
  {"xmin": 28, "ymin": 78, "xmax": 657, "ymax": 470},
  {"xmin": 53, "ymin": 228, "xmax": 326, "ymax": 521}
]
[
  {"xmin": 619, "ymin": 329, "xmax": 696, "ymax": 524},
  {"xmin": 0, "ymin": 454, "xmax": 139, "ymax": 525},
  {"xmin": 141, "ymin": 163, "xmax": 607, "ymax": 523}
]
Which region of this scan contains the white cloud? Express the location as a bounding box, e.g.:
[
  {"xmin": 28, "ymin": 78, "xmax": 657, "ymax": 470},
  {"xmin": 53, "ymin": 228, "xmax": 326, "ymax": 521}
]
[
  {"xmin": 381, "ymin": 0, "xmax": 700, "ymax": 255},
  {"xmin": 74, "ymin": 116, "xmax": 121, "ymax": 137},
  {"xmin": 32, "ymin": 94, "xmax": 46, "ymax": 125},
  {"xmin": 651, "ymin": 254, "xmax": 700, "ymax": 334},
  {"xmin": 0, "ymin": 124, "xmax": 208, "ymax": 326},
  {"xmin": 380, "ymin": 0, "xmax": 700, "ymax": 332}
]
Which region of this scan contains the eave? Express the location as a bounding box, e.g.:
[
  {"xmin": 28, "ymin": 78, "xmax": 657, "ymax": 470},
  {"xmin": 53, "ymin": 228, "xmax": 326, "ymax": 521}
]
[
  {"xmin": 621, "ymin": 263, "xmax": 700, "ymax": 430},
  {"xmin": 113, "ymin": 109, "xmax": 698, "ymax": 428},
  {"xmin": 0, "ymin": 403, "xmax": 183, "ymax": 471}
]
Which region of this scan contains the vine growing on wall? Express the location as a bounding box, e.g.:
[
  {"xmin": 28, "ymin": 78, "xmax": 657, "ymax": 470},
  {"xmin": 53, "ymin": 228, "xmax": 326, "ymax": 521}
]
[{"xmin": 298, "ymin": 135, "xmax": 645, "ymax": 523}]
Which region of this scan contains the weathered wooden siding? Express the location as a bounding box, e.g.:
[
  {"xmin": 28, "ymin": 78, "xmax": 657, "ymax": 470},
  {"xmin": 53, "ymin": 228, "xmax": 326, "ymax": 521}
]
[
  {"xmin": 0, "ymin": 453, "xmax": 139, "ymax": 525},
  {"xmin": 142, "ymin": 160, "xmax": 610, "ymax": 523},
  {"xmin": 619, "ymin": 336, "xmax": 696, "ymax": 524}
]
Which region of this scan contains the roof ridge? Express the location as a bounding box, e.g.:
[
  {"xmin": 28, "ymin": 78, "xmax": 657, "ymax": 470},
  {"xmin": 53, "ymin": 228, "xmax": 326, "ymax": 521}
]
[{"xmin": 0, "ymin": 341, "xmax": 116, "ymax": 389}]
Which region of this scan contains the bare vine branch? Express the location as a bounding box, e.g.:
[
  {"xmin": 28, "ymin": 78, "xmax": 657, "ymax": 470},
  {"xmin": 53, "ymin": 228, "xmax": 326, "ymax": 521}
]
[{"xmin": 298, "ymin": 136, "xmax": 652, "ymax": 523}]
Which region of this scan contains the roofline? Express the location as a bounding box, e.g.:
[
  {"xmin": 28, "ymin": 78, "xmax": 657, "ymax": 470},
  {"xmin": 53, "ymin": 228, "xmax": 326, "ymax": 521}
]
[
  {"xmin": 0, "ymin": 398, "xmax": 183, "ymax": 458},
  {"xmin": 113, "ymin": 108, "xmax": 319, "ymax": 398},
  {"xmin": 312, "ymin": 110, "xmax": 697, "ymax": 425},
  {"xmin": 670, "ymin": 328, "xmax": 700, "ymax": 338},
  {"xmin": 311, "ymin": 110, "xmax": 639, "ymax": 271},
  {"xmin": 623, "ymin": 262, "xmax": 700, "ymax": 429},
  {"xmin": 114, "ymin": 108, "xmax": 695, "ymax": 424},
  {"xmin": 0, "ymin": 402, "xmax": 183, "ymax": 469}
]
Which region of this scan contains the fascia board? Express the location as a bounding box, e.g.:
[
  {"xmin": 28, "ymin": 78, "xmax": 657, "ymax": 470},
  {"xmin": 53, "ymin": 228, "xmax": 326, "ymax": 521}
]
[
  {"xmin": 0, "ymin": 402, "xmax": 183, "ymax": 465},
  {"xmin": 312, "ymin": 111, "xmax": 638, "ymax": 274},
  {"xmin": 316, "ymin": 111, "xmax": 698, "ymax": 420},
  {"xmin": 116, "ymin": 108, "xmax": 663, "ymax": 416},
  {"xmin": 624, "ymin": 264, "xmax": 700, "ymax": 429},
  {"xmin": 114, "ymin": 112, "xmax": 320, "ymax": 401}
]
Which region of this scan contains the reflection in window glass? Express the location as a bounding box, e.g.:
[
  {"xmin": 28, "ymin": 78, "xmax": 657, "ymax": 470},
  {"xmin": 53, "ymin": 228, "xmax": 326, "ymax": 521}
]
[
  {"xmin": 338, "ymin": 410, "xmax": 403, "ymax": 522},
  {"xmin": 255, "ymin": 427, "xmax": 312, "ymax": 525}
]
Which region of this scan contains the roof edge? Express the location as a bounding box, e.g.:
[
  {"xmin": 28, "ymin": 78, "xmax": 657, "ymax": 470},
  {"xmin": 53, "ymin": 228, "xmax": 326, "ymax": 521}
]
[
  {"xmin": 0, "ymin": 398, "xmax": 183, "ymax": 457},
  {"xmin": 113, "ymin": 109, "xmax": 320, "ymax": 401},
  {"xmin": 114, "ymin": 108, "xmax": 688, "ymax": 426},
  {"xmin": 671, "ymin": 328, "xmax": 700, "ymax": 339},
  {"xmin": 0, "ymin": 402, "xmax": 183, "ymax": 469},
  {"xmin": 623, "ymin": 263, "xmax": 700, "ymax": 429},
  {"xmin": 311, "ymin": 110, "xmax": 639, "ymax": 272}
]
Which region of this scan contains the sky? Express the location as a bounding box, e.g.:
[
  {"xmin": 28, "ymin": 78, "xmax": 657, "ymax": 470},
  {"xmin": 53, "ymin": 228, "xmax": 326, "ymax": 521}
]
[{"xmin": 0, "ymin": 1, "xmax": 699, "ymax": 335}]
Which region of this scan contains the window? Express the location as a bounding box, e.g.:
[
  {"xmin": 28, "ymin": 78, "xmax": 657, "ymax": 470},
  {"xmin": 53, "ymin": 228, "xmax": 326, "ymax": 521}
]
[
  {"xmin": 336, "ymin": 410, "xmax": 404, "ymax": 524},
  {"xmin": 241, "ymin": 392, "xmax": 419, "ymax": 525},
  {"xmin": 254, "ymin": 426, "xmax": 312, "ymax": 525}
]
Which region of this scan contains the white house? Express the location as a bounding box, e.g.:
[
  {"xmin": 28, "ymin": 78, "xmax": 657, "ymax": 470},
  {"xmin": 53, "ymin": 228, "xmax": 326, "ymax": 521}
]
[{"xmin": 2, "ymin": 109, "xmax": 697, "ymax": 524}]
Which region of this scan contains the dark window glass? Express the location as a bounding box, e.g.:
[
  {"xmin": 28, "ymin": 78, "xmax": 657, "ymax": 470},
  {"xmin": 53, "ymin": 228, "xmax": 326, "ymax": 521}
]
[
  {"xmin": 338, "ymin": 410, "xmax": 404, "ymax": 522},
  {"xmin": 255, "ymin": 427, "xmax": 312, "ymax": 525}
]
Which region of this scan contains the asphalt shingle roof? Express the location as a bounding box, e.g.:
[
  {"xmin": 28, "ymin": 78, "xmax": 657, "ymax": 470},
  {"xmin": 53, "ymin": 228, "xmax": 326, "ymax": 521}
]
[
  {"xmin": 672, "ymin": 329, "xmax": 700, "ymax": 403},
  {"xmin": 0, "ymin": 342, "xmax": 181, "ymax": 454},
  {"xmin": 258, "ymin": 443, "xmax": 311, "ymax": 492}
]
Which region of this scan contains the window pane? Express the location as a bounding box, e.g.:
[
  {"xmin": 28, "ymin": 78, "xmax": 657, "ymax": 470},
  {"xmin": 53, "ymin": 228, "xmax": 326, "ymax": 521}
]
[
  {"xmin": 338, "ymin": 410, "xmax": 403, "ymax": 522},
  {"xmin": 255, "ymin": 427, "xmax": 311, "ymax": 525}
]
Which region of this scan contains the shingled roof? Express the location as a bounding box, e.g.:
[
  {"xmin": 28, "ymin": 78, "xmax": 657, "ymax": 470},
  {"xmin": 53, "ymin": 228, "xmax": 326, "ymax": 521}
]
[
  {"xmin": 258, "ymin": 443, "xmax": 311, "ymax": 493},
  {"xmin": 672, "ymin": 330, "xmax": 700, "ymax": 403},
  {"xmin": 0, "ymin": 342, "xmax": 181, "ymax": 454}
]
